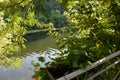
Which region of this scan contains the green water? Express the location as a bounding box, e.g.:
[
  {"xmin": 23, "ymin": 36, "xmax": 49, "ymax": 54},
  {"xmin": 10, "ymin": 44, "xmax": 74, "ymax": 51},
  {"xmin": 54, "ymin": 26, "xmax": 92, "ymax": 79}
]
[{"xmin": 0, "ymin": 32, "xmax": 57, "ymax": 80}]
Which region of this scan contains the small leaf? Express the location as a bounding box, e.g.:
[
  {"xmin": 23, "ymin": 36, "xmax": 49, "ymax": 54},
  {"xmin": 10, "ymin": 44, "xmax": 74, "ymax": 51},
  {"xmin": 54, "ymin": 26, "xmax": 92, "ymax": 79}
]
[
  {"xmin": 88, "ymin": 61, "xmax": 92, "ymax": 65},
  {"xmin": 38, "ymin": 57, "xmax": 45, "ymax": 62}
]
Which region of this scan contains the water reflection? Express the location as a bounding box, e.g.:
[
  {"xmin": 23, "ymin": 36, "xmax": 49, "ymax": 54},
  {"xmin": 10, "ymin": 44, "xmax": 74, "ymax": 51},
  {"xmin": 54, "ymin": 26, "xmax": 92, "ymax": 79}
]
[
  {"xmin": 0, "ymin": 35, "xmax": 57, "ymax": 80},
  {"xmin": 22, "ymin": 37, "xmax": 57, "ymax": 55}
]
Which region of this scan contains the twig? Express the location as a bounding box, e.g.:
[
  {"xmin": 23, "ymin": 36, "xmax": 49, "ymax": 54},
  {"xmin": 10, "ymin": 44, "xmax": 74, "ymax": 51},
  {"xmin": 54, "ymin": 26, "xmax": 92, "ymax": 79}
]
[{"xmin": 113, "ymin": 70, "xmax": 120, "ymax": 80}]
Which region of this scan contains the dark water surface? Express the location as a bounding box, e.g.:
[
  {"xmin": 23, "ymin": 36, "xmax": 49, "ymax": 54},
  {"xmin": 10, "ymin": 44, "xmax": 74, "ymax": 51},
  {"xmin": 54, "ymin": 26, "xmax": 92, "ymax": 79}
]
[{"xmin": 0, "ymin": 34, "xmax": 57, "ymax": 80}]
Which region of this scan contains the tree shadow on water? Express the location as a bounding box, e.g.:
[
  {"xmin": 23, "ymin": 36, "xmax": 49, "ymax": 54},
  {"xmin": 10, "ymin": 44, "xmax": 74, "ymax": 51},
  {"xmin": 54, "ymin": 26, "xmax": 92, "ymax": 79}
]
[{"xmin": 24, "ymin": 31, "xmax": 48, "ymax": 42}]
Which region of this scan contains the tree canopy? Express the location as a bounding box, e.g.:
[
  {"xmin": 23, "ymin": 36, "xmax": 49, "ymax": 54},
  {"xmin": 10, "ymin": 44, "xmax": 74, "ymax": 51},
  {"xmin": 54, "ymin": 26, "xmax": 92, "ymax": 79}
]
[
  {"xmin": 51, "ymin": 0, "xmax": 120, "ymax": 64},
  {"xmin": 47, "ymin": 0, "xmax": 120, "ymax": 79},
  {"xmin": 0, "ymin": 0, "xmax": 53, "ymax": 67},
  {"xmin": 0, "ymin": 1, "xmax": 120, "ymax": 79}
]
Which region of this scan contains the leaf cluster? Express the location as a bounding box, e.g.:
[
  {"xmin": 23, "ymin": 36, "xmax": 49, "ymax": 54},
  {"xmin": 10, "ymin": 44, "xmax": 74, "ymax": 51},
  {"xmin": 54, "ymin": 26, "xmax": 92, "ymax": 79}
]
[
  {"xmin": 0, "ymin": 0, "xmax": 51, "ymax": 67},
  {"xmin": 48, "ymin": 0, "xmax": 120, "ymax": 79}
]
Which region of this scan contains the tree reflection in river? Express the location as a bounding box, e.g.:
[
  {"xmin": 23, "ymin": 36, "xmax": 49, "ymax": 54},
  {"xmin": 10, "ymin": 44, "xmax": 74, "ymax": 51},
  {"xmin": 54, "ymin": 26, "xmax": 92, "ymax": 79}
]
[{"xmin": 0, "ymin": 33, "xmax": 57, "ymax": 80}]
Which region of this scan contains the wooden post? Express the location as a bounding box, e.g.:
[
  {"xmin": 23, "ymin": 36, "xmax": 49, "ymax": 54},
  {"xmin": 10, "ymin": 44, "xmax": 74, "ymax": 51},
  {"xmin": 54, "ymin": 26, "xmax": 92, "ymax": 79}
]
[{"xmin": 46, "ymin": 70, "xmax": 55, "ymax": 80}]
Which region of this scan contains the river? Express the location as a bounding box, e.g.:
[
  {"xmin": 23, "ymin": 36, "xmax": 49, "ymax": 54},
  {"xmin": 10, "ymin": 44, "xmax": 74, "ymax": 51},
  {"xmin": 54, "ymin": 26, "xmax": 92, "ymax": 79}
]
[{"xmin": 0, "ymin": 32, "xmax": 57, "ymax": 80}]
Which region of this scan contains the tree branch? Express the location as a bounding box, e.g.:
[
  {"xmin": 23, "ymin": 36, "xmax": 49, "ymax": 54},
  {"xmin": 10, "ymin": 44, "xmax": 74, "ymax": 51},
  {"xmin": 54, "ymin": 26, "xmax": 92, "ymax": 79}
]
[{"xmin": 0, "ymin": 0, "xmax": 24, "ymax": 11}]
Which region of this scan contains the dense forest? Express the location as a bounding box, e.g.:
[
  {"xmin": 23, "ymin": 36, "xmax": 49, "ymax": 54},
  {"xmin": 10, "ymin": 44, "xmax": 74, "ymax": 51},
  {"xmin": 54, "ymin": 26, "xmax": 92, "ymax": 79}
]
[{"xmin": 0, "ymin": 0, "xmax": 120, "ymax": 80}]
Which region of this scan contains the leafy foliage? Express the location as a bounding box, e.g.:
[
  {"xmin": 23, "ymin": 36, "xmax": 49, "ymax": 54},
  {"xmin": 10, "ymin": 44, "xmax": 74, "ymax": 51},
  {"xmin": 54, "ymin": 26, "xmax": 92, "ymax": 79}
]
[
  {"xmin": 47, "ymin": 0, "xmax": 120, "ymax": 79},
  {"xmin": 0, "ymin": 0, "xmax": 51, "ymax": 67},
  {"xmin": 35, "ymin": 0, "xmax": 67, "ymax": 28}
]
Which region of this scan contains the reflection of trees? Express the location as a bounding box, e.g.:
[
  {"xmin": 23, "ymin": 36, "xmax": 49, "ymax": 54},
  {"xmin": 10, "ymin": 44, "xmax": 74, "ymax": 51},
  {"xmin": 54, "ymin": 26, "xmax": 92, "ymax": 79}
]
[{"xmin": 0, "ymin": 0, "xmax": 50, "ymax": 67}]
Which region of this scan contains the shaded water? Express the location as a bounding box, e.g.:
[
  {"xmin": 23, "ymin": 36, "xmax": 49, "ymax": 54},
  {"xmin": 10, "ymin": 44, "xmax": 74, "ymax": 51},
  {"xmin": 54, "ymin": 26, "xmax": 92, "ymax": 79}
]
[{"xmin": 0, "ymin": 32, "xmax": 57, "ymax": 80}]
